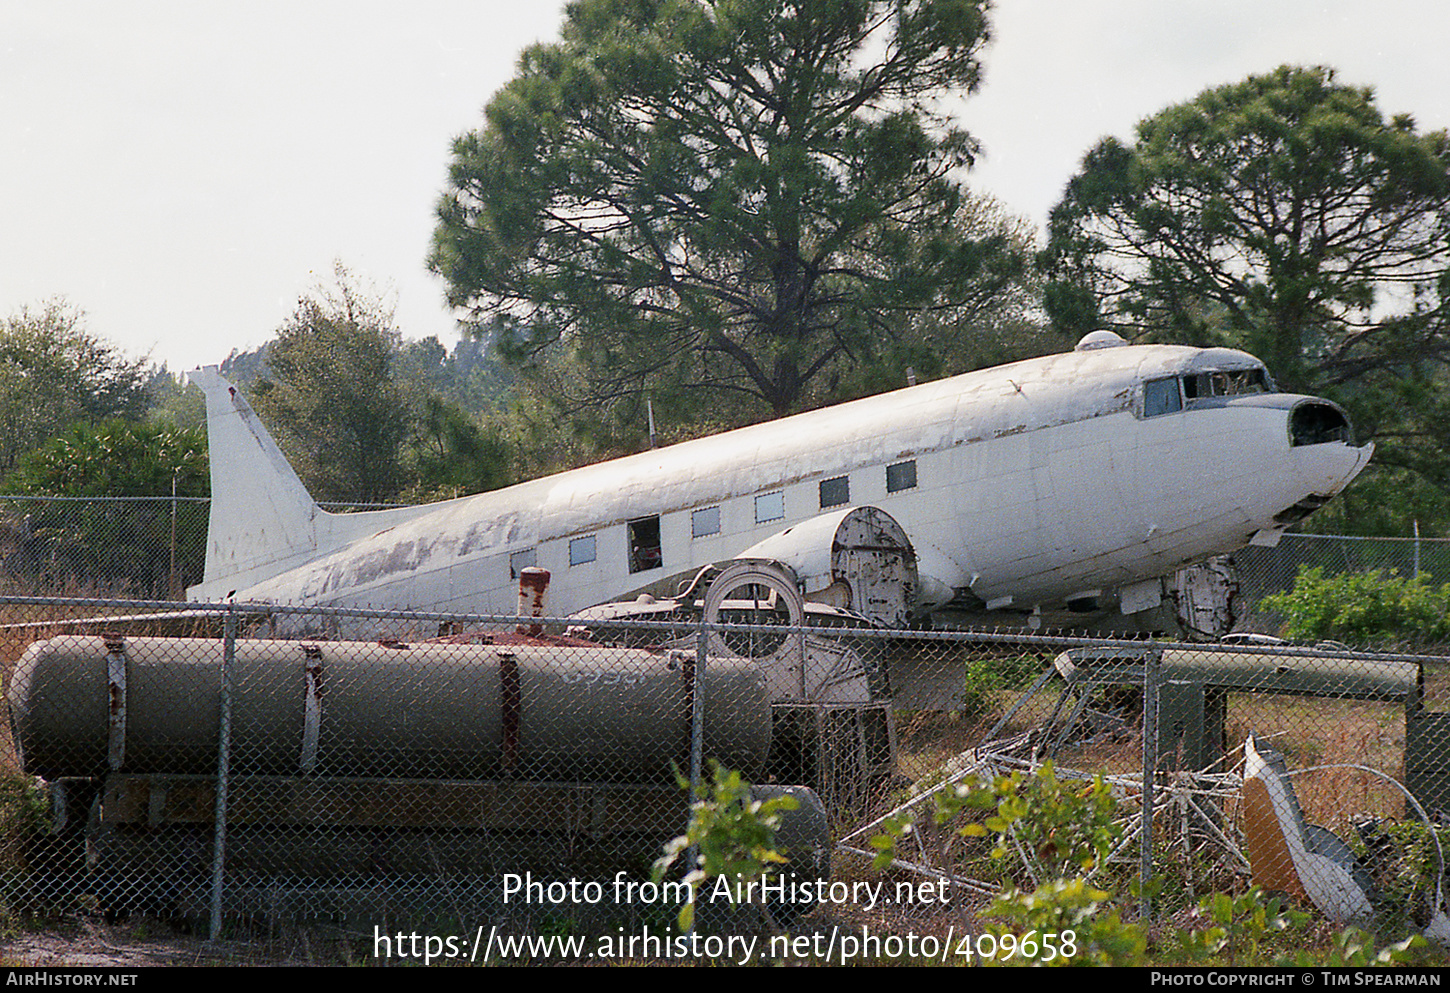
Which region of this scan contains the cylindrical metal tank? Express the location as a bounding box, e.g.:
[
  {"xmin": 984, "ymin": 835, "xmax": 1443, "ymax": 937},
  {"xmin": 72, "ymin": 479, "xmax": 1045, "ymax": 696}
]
[{"xmin": 8, "ymin": 635, "xmax": 770, "ymax": 783}]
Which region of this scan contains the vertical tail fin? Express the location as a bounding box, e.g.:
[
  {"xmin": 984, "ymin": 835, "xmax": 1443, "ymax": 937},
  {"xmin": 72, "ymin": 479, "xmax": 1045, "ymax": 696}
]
[{"xmin": 187, "ymin": 367, "xmax": 320, "ymax": 598}]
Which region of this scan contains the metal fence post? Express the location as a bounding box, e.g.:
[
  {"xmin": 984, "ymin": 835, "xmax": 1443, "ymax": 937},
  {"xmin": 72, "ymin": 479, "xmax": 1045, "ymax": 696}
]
[
  {"xmin": 1140, "ymin": 645, "xmax": 1161, "ymax": 920},
  {"xmin": 682, "ymin": 613, "xmax": 707, "ymax": 930},
  {"xmin": 209, "ymin": 601, "xmax": 237, "ymax": 941},
  {"xmin": 691, "ymin": 616, "xmax": 706, "ymax": 799}
]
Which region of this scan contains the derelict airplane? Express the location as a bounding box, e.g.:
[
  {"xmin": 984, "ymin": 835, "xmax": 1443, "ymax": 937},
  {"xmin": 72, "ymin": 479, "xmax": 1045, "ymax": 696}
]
[{"xmin": 185, "ymin": 330, "xmax": 1372, "ymax": 633}]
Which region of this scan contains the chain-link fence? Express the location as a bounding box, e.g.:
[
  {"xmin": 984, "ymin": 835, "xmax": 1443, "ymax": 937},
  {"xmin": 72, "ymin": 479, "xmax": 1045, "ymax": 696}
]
[
  {"xmin": 1, "ymin": 498, "xmax": 1447, "ymax": 960},
  {"xmin": 3, "ymin": 594, "xmax": 1447, "ymax": 963},
  {"xmin": 1238, "ymin": 532, "xmax": 1450, "ymax": 635},
  {"xmin": 0, "ymin": 497, "xmax": 399, "ymax": 600},
  {"xmin": 0, "ymin": 497, "xmax": 209, "ymax": 599},
  {"xmin": 0, "ymin": 598, "xmax": 873, "ymax": 943},
  {"xmin": 842, "ymin": 633, "xmax": 1446, "ymax": 949}
]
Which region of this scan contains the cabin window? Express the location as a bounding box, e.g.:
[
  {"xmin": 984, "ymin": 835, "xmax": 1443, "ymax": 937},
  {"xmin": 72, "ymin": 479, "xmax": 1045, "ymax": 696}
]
[
  {"xmin": 1143, "ymin": 377, "xmax": 1182, "ymax": 417},
  {"xmin": 886, "ymin": 460, "xmax": 917, "ymax": 493},
  {"xmin": 691, "ymin": 506, "xmax": 720, "ymax": 538},
  {"xmin": 627, "ymin": 516, "xmax": 662, "ymax": 573},
  {"xmin": 755, "ymin": 490, "xmax": 785, "ymax": 524},
  {"xmin": 508, "ymin": 549, "xmax": 536, "ymax": 579},
  {"xmin": 569, "ymin": 534, "xmax": 597, "ymax": 566},
  {"xmin": 819, "ymin": 475, "xmax": 849, "ymax": 509}
]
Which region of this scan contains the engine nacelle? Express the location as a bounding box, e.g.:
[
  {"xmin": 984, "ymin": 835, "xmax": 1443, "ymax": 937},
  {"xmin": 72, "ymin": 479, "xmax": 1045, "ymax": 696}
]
[{"xmin": 734, "ymin": 506, "xmax": 919, "ymax": 627}]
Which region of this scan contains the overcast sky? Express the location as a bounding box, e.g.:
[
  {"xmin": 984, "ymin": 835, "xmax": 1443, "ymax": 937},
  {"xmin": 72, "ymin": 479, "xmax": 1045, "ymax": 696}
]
[{"xmin": 3, "ymin": 1, "xmax": 1447, "ymax": 374}]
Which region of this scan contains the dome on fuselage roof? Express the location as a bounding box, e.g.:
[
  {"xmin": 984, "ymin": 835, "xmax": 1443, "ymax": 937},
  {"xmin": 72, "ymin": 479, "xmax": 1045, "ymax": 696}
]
[{"xmin": 1075, "ymin": 329, "xmax": 1127, "ymax": 351}]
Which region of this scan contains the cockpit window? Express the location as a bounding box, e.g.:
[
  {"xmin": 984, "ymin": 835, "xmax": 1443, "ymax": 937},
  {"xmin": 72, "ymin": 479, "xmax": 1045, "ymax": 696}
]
[
  {"xmin": 1143, "ymin": 377, "xmax": 1182, "ymax": 417},
  {"xmin": 1141, "ymin": 365, "xmax": 1274, "ymax": 418},
  {"xmin": 1183, "ymin": 368, "xmax": 1271, "ymax": 400}
]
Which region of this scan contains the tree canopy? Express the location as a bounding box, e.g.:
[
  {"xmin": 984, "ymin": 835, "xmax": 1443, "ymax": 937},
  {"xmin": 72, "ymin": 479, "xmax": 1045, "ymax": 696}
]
[
  {"xmin": 408, "ymin": 394, "xmax": 514, "ymax": 501},
  {"xmin": 431, "ymin": 0, "xmax": 1022, "ymax": 420},
  {"xmin": 246, "ymin": 268, "xmax": 519, "ymax": 505},
  {"xmin": 0, "ymin": 300, "xmax": 151, "ymax": 475},
  {"xmin": 1043, "ymin": 65, "xmax": 1450, "ymax": 515},
  {"xmin": 1045, "ymin": 66, "xmax": 1450, "ymax": 384},
  {"xmin": 4, "ymin": 420, "xmax": 207, "ymax": 499},
  {"xmin": 251, "ymin": 265, "xmax": 412, "ymax": 505}
]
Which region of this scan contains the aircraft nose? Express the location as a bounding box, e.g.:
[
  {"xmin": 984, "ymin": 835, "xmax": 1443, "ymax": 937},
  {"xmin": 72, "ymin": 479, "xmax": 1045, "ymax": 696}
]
[
  {"xmin": 1219, "ymin": 392, "xmax": 1370, "ymax": 494},
  {"xmin": 1287, "ymin": 398, "xmax": 1372, "ymax": 487},
  {"xmin": 1271, "ymin": 398, "xmax": 1373, "ymax": 526},
  {"xmin": 1273, "ymin": 442, "xmax": 1372, "ymax": 525}
]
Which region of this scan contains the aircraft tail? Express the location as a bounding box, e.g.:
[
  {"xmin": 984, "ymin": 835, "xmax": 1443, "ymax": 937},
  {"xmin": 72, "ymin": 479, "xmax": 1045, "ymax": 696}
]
[{"xmin": 187, "ymin": 366, "xmax": 321, "ymax": 599}]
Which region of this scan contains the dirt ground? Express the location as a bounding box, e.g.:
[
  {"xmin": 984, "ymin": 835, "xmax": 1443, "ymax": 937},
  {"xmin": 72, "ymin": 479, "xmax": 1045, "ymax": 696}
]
[{"xmin": 0, "ymin": 915, "xmax": 336, "ymax": 968}]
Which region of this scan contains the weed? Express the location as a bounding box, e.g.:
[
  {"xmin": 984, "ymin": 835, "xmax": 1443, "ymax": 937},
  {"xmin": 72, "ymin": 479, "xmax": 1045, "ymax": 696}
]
[
  {"xmin": 960, "ymin": 652, "xmax": 1045, "ymax": 717},
  {"xmin": 653, "ymin": 761, "xmax": 798, "ymax": 933}
]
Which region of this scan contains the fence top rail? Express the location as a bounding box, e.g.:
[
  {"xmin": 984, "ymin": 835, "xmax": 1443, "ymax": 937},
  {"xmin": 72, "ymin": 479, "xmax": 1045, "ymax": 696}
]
[
  {"xmin": 1279, "ymin": 531, "xmax": 1450, "ymax": 545},
  {"xmin": 2, "ymin": 595, "xmax": 1447, "ymax": 664},
  {"xmin": 0, "ymin": 494, "xmax": 409, "ymax": 511},
  {"xmin": 0, "ymin": 494, "xmax": 212, "ymax": 504}
]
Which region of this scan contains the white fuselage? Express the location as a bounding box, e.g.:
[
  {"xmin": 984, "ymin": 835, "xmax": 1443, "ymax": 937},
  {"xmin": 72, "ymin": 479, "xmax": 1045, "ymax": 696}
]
[{"xmin": 188, "ymin": 341, "xmax": 1371, "ymax": 621}]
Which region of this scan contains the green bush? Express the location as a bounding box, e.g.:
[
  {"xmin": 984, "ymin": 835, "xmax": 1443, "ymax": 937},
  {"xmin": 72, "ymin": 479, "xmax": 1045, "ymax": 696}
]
[
  {"xmin": 0, "ymin": 775, "xmax": 48, "ymax": 912},
  {"xmin": 1258, "ymin": 566, "xmax": 1450, "ymax": 644},
  {"xmin": 0, "ymin": 776, "xmax": 47, "ymax": 852},
  {"xmin": 871, "ymin": 763, "xmax": 1151, "ymax": 965},
  {"xmin": 870, "ymin": 762, "xmax": 1122, "ymax": 883}
]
